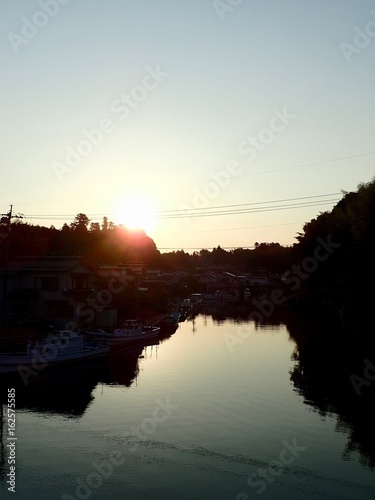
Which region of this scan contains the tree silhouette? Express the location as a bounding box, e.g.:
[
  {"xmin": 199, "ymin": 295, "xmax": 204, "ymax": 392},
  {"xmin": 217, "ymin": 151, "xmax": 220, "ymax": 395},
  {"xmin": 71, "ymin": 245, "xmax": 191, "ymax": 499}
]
[{"xmin": 70, "ymin": 213, "xmax": 90, "ymax": 232}]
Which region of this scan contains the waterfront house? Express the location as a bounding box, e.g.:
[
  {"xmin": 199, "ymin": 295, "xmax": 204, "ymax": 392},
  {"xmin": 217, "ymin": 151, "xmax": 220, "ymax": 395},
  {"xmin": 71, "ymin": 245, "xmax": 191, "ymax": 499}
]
[{"xmin": 0, "ymin": 256, "xmax": 101, "ymax": 327}]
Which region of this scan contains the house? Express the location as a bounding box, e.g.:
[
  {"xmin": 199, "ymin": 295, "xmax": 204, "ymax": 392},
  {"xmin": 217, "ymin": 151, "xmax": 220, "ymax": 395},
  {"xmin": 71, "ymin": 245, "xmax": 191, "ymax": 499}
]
[
  {"xmin": 97, "ymin": 265, "xmax": 137, "ymax": 289},
  {"xmin": 138, "ymin": 268, "xmax": 181, "ymax": 290},
  {"xmin": 198, "ymin": 272, "xmax": 224, "ymax": 291},
  {"xmin": 125, "ymin": 261, "xmax": 144, "ymax": 275},
  {"xmin": 0, "ymin": 256, "xmax": 115, "ymax": 328}
]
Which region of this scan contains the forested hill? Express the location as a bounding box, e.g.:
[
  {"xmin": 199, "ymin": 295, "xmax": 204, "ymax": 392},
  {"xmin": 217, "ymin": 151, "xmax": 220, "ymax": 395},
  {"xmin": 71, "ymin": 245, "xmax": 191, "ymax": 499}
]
[
  {"xmin": 0, "ymin": 213, "xmax": 294, "ymax": 272},
  {"xmin": 0, "ymin": 214, "xmax": 160, "ymax": 265},
  {"xmin": 288, "ymin": 178, "xmax": 375, "ymax": 330}
]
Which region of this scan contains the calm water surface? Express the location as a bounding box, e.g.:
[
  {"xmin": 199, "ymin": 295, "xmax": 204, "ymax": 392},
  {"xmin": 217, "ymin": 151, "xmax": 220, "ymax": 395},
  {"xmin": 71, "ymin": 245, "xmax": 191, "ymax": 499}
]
[{"xmin": 1, "ymin": 313, "xmax": 374, "ymax": 499}]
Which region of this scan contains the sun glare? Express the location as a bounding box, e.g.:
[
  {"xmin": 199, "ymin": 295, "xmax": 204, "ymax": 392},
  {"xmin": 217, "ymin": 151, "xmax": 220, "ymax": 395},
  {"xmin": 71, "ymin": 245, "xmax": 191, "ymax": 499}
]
[{"xmin": 114, "ymin": 194, "xmax": 156, "ymax": 233}]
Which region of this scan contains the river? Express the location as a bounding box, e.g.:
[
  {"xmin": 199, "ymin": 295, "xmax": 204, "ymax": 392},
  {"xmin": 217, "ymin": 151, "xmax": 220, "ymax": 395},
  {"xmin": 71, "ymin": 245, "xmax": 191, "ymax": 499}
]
[{"xmin": 1, "ymin": 310, "xmax": 374, "ymax": 499}]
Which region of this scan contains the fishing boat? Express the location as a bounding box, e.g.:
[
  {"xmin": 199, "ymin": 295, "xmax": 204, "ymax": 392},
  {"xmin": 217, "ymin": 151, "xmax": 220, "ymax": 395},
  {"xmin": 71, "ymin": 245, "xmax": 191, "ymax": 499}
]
[
  {"xmin": 0, "ymin": 330, "xmax": 109, "ymax": 374},
  {"xmin": 111, "ymin": 319, "xmax": 160, "ymax": 344},
  {"xmin": 85, "ymin": 320, "xmax": 160, "ymax": 345}
]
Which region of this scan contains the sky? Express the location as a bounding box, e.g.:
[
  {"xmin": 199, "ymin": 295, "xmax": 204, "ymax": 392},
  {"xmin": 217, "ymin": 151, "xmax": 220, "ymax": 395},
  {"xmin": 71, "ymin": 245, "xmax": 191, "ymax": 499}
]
[{"xmin": 0, "ymin": 0, "xmax": 374, "ymax": 252}]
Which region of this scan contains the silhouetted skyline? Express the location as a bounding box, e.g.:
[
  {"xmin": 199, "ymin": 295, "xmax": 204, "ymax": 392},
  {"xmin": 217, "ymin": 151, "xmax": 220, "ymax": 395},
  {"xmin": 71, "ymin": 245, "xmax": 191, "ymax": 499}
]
[{"xmin": 1, "ymin": 1, "xmax": 374, "ymax": 250}]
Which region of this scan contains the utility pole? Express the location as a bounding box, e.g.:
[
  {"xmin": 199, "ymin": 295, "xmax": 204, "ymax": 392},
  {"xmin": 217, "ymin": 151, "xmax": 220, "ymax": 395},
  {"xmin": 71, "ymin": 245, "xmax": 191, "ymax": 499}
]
[{"xmin": 0, "ymin": 205, "xmax": 23, "ymax": 323}]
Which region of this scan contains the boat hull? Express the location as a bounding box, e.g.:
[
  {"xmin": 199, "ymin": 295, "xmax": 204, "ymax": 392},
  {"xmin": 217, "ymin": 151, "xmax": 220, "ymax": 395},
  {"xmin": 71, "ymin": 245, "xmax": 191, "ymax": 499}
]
[
  {"xmin": 110, "ymin": 328, "xmax": 159, "ymax": 344},
  {"xmin": 0, "ymin": 345, "xmax": 109, "ymax": 374},
  {"xmin": 84, "ymin": 320, "xmax": 161, "ymax": 346}
]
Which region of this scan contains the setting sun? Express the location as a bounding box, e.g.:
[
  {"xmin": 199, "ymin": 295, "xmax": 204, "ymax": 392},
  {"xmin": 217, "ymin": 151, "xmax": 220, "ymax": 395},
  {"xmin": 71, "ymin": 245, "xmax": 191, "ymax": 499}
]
[{"xmin": 114, "ymin": 194, "xmax": 156, "ymax": 233}]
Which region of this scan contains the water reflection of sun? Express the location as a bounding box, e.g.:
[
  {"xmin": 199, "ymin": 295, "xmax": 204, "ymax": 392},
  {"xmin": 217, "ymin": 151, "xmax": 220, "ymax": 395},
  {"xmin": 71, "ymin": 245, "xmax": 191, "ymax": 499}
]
[{"xmin": 114, "ymin": 194, "xmax": 156, "ymax": 233}]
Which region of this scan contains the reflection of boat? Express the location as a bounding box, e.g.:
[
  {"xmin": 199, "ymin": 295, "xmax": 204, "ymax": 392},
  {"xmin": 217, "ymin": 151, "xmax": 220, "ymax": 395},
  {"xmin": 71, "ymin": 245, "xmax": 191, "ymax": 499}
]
[
  {"xmin": 0, "ymin": 330, "xmax": 109, "ymax": 374},
  {"xmin": 0, "ymin": 358, "xmax": 109, "ymax": 417},
  {"xmin": 154, "ymin": 312, "xmax": 179, "ymax": 342},
  {"xmin": 158, "ymin": 324, "xmax": 178, "ymax": 342},
  {"xmin": 0, "ymin": 338, "xmax": 160, "ymax": 418},
  {"xmin": 109, "ymin": 337, "xmax": 159, "ymax": 385}
]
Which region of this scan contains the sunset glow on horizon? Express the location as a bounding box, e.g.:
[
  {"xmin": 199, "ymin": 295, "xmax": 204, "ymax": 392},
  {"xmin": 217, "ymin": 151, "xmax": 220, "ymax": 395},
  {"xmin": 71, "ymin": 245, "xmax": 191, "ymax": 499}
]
[
  {"xmin": 112, "ymin": 193, "xmax": 157, "ymax": 234},
  {"xmin": 1, "ymin": 1, "xmax": 374, "ymax": 251}
]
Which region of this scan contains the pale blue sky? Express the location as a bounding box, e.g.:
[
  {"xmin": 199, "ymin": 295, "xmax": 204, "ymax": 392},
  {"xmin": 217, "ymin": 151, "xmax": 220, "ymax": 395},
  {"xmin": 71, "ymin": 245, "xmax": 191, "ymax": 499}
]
[{"xmin": 1, "ymin": 0, "xmax": 374, "ymax": 250}]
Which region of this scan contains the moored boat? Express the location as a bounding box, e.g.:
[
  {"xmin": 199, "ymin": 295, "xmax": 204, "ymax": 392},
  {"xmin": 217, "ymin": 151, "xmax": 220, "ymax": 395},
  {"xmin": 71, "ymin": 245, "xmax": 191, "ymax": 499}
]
[
  {"xmin": 157, "ymin": 311, "xmax": 181, "ymax": 326},
  {"xmin": 111, "ymin": 319, "xmax": 160, "ymax": 344},
  {"xmin": 85, "ymin": 321, "xmax": 161, "ymax": 345},
  {"xmin": 0, "ymin": 330, "xmax": 109, "ymax": 374}
]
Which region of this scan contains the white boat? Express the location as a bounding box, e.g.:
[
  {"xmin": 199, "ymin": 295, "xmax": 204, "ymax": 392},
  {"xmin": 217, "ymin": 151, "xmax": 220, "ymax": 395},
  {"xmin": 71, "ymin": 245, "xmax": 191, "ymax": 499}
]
[
  {"xmin": 0, "ymin": 330, "xmax": 109, "ymax": 373},
  {"xmin": 112, "ymin": 319, "xmax": 160, "ymax": 344}
]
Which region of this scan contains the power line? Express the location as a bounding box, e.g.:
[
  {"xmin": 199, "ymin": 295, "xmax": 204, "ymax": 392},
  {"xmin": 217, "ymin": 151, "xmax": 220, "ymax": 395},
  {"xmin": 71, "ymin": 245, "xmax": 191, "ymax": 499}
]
[
  {"xmin": 158, "ymin": 199, "xmax": 340, "ymax": 220},
  {"xmin": 25, "ymin": 192, "xmax": 341, "ymax": 222},
  {"xmin": 165, "ymin": 151, "xmax": 375, "ymax": 188},
  {"xmin": 157, "ymin": 192, "xmax": 341, "ymax": 214},
  {"xmin": 173, "ymin": 221, "xmax": 305, "ymax": 234},
  {"xmin": 157, "ymin": 246, "xmax": 256, "ymax": 250},
  {"xmin": 3, "ymin": 151, "xmax": 374, "ymax": 218},
  {"xmin": 226, "ymin": 151, "xmax": 375, "ymax": 182}
]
